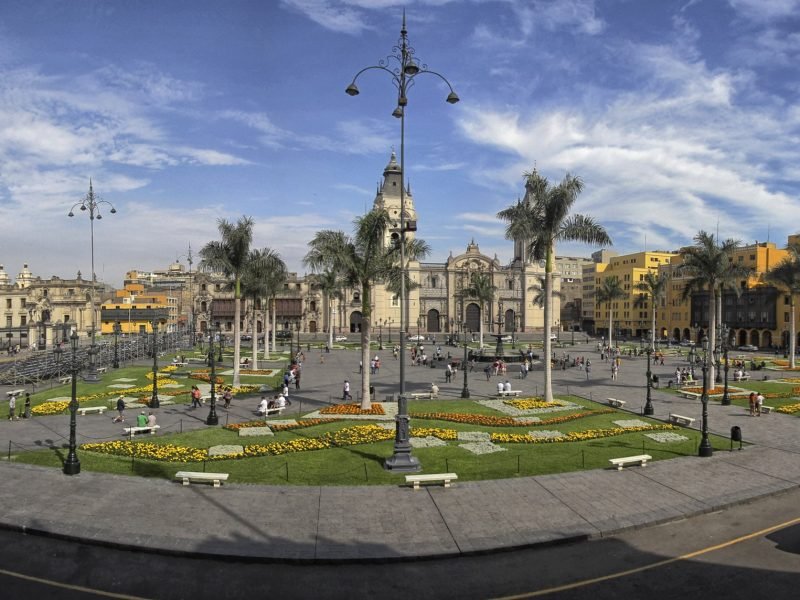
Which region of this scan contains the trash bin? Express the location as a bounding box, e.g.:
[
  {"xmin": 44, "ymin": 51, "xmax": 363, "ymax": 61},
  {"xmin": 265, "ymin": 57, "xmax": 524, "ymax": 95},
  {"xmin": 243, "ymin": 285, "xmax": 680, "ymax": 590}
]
[
  {"xmin": 730, "ymin": 425, "xmax": 742, "ymax": 451},
  {"xmin": 430, "ymin": 361, "xmax": 436, "ymax": 369},
  {"xmin": 369, "ymin": 385, "xmax": 375, "ymax": 397}
]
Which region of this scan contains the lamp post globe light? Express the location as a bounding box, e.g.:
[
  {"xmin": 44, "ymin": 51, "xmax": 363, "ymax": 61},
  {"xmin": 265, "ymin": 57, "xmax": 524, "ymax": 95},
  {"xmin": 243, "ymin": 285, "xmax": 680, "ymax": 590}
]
[
  {"xmin": 68, "ymin": 180, "xmax": 116, "ymax": 383},
  {"xmin": 63, "ymin": 330, "xmax": 81, "ymax": 475},
  {"xmin": 346, "ymin": 12, "xmax": 458, "ymax": 473},
  {"xmin": 643, "ymin": 346, "xmax": 654, "ymax": 416},
  {"xmin": 206, "ymin": 327, "xmax": 219, "ymax": 426},
  {"xmin": 699, "ymin": 335, "xmax": 713, "ymax": 457}
]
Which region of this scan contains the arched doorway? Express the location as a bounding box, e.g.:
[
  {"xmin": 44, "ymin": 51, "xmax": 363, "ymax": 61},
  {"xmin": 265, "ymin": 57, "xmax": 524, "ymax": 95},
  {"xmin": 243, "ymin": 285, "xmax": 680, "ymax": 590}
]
[
  {"xmin": 427, "ymin": 309, "xmax": 440, "ymax": 332},
  {"xmin": 673, "ymin": 328, "xmax": 681, "ymax": 341},
  {"xmin": 682, "ymin": 328, "xmax": 690, "ymax": 341},
  {"xmin": 309, "ymin": 320, "xmax": 317, "ymax": 333},
  {"xmin": 738, "ymin": 330, "xmax": 748, "ymax": 346},
  {"xmin": 749, "ymin": 331, "xmax": 760, "ymax": 347},
  {"xmin": 465, "ymin": 303, "xmax": 481, "ymax": 333},
  {"xmin": 504, "ymin": 309, "xmax": 515, "ymax": 333},
  {"xmin": 762, "ymin": 330, "xmax": 772, "ymax": 348},
  {"xmin": 349, "ymin": 311, "xmax": 362, "ymax": 333}
]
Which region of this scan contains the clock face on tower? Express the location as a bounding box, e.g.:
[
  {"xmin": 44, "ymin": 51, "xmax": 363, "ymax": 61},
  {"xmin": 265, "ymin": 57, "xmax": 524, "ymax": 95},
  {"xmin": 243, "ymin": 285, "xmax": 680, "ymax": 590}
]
[{"xmin": 538, "ymin": 260, "xmax": 545, "ymax": 268}]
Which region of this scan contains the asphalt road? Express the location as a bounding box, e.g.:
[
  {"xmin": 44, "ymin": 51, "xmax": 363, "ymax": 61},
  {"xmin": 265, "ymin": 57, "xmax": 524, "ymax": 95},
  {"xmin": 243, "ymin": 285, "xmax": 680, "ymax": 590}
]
[{"xmin": 1, "ymin": 486, "xmax": 797, "ymax": 600}]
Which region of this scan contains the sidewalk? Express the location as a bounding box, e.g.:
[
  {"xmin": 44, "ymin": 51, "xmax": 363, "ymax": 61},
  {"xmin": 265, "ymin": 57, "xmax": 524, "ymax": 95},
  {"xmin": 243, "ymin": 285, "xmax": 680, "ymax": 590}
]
[{"xmin": 0, "ymin": 342, "xmax": 798, "ymax": 561}]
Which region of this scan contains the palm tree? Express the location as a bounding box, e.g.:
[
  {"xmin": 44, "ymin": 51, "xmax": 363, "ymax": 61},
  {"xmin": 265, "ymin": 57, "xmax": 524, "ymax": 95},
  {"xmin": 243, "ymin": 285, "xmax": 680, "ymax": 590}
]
[
  {"xmin": 199, "ymin": 216, "xmax": 256, "ymax": 388},
  {"xmin": 313, "ymin": 268, "xmax": 344, "ymax": 351},
  {"xmin": 304, "ymin": 209, "xmax": 429, "ymax": 409},
  {"xmin": 676, "ymin": 231, "xmax": 744, "ymax": 384},
  {"xmin": 262, "ymin": 260, "xmax": 288, "ymax": 360},
  {"xmin": 633, "ymin": 271, "xmax": 669, "ymax": 351},
  {"xmin": 766, "ymin": 243, "xmax": 800, "ymax": 368},
  {"xmin": 240, "ymin": 248, "xmax": 286, "ymax": 369},
  {"xmin": 596, "ymin": 276, "xmax": 626, "ymax": 349},
  {"xmin": 463, "ymin": 272, "xmax": 496, "ymax": 348},
  {"xmin": 498, "ymin": 169, "xmax": 611, "ymax": 402}
]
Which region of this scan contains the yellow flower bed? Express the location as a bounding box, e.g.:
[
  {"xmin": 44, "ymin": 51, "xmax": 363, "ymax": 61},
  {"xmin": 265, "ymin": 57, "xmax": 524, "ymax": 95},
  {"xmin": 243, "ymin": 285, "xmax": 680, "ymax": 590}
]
[
  {"xmin": 160, "ymin": 365, "xmax": 178, "ymax": 373},
  {"xmin": 32, "ymin": 401, "xmax": 70, "ymax": 416},
  {"xmin": 410, "ymin": 409, "xmax": 612, "ymax": 428},
  {"xmin": 776, "ymin": 403, "xmax": 800, "ymax": 414},
  {"xmin": 504, "ymin": 398, "xmax": 566, "ymax": 410},
  {"xmin": 145, "ymin": 371, "xmax": 173, "ymax": 380},
  {"xmin": 224, "ymin": 418, "xmax": 338, "ymax": 431},
  {"xmin": 320, "ymin": 403, "xmax": 386, "ymax": 415},
  {"xmin": 491, "ymin": 424, "xmax": 677, "ymax": 444},
  {"xmin": 82, "ymin": 440, "xmax": 211, "ymax": 462}
]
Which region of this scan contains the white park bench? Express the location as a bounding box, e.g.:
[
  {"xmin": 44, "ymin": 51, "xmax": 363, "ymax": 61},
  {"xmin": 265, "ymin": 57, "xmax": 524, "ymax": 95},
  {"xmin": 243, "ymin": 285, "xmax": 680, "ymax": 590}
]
[
  {"xmin": 123, "ymin": 425, "xmax": 161, "ymax": 436},
  {"xmin": 6, "ymin": 389, "xmax": 24, "ymax": 398},
  {"xmin": 77, "ymin": 406, "xmax": 107, "ymax": 416},
  {"xmin": 257, "ymin": 406, "xmax": 285, "ymax": 417},
  {"xmin": 760, "ymin": 405, "xmax": 773, "ymax": 414},
  {"xmin": 496, "ymin": 390, "xmax": 522, "ymax": 397},
  {"xmin": 58, "ymin": 376, "xmax": 71, "ymax": 385},
  {"xmin": 410, "ymin": 391, "xmax": 439, "ymax": 400},
  {"xmin": 96, "ymin": 367, "xmax": 107, "ymax": 374},
  {"xmin": 733, "ymin": 373, "xmax": 750, "ymax": 381},
  {"xmin": 175, "ymin": 471, "xmax": 229, "ymax": 488},
  {"xmin": 668, "ymin": 413, "xmax": 696, "ymax": 427},
  {"xmin": 405, "ymin": 472, "xmax": 458, "ymax": 490},
  {"xmin": 607, "ymin": 398, "xmax": 626, "ymax": 408},
  {"xmin": 609, "ymin": 454, "xmax": 652, "ymax": 471}
]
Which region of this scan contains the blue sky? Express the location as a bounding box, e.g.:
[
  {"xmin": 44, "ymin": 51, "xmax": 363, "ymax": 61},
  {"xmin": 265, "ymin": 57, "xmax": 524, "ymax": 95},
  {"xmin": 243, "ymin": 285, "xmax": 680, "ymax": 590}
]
[{"xmin": 1, "ymin": 0, "xmax": 799, "ymax": 286}]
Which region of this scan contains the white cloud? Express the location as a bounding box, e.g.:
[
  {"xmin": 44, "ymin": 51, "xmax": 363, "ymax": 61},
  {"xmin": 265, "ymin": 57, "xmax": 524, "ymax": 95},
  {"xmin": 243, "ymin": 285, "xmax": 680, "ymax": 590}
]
[
  {"xmin": 728, "ymin": 0, "xmax": 800, "ymax": 21},
  {"xmin": 281, "ymin": 0, "xmax": 371, "ymax": 34}
]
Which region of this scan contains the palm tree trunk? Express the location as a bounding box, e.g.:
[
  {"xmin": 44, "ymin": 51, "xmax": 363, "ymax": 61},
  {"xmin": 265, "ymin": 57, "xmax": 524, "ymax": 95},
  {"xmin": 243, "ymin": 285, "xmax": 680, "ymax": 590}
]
[
  {"xmin": 328, "ymin": 297, "xmax": 334, "ymax": 351},
  {"xmin": 233, "ymin": 289, "xmax": 241, "ymax": 388},
  {"xmin": 251, "ymin": 300, "xmax": 258, "ymax": 371},
  {"xmin": 271, "ymin": 298, "xmax": 277, "ymax": 355},
  {"xmin": 607, "ymin": 306, "xmax": 613, "ymax": 349},
  {"xmin": 263, "ymin": 303, "xmax": 270, "ymax": 361},
  {"xmin": 708, "ymin": 287, "xmax": 716, "ymax": 385},
  {"xmin": 651, "ymin": 304, "xmax": 656, "ymax": 352},
  {"xmin": 479, "ymin": 303, "xmax": 484, "ymax": 348},
  {"xmin": 543, "ymin": 268, "xmax": 554, "ymax": 402},
  {"xmin": 360, "ymin": 283, "xmax": 372, "ymax": 410},
  {"xmin": 791, "ymin": 297, "xmax": 796, "ymax": 369}
]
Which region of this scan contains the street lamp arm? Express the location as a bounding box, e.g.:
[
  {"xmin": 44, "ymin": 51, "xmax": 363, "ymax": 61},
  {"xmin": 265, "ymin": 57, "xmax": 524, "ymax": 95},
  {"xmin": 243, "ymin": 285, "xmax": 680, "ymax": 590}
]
[
  {"xmin": 406, "ymin": 69, "xmax": 460, "ymax": 103},
  {"xmin": 346, "ymin": 65, "xmax": 402, "ymax": 95}
]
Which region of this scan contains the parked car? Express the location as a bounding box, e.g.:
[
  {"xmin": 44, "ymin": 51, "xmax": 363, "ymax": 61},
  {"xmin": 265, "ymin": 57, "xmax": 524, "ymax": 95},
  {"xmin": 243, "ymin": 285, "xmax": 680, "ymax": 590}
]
[
  {"xmin": 407, "ymin": 334, "xmax": 425, "ymax": 341},
  {"xmin": 240, "ymin": 334, "xmax": 252, "ymax": 341},
  {"xmin": 272, "ymin": 330, "xmax": 293, "ymax": 340},
  {"xmin": 499, "ymin": 335, "xmax": 513, "ymax": 342},
  {"xmin": 335, "ymin": 335, "xmax": 348, "ymax": 342},
  {"xmin": 738, "ymin": 344, "xmax": 758, "ymax": 352}
]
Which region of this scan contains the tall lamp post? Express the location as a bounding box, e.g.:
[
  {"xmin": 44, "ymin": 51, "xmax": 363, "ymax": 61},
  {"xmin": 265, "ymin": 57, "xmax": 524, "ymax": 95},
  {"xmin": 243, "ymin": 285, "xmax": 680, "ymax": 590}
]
[
  {"xmin": 62, "ymin": 330, "xmax": 81, "ymax": 475},
  {"xmin": 699, "ymin": 335, "xmax": 713, "ymax": 457},
  {"xmin": 150, "ymin": 319, "xmax": 160, "ymax": 409},
  {"xmin": 346, "ymin": 13, "xmax": 458, "ymax": 474},
  {"xmin": 461, "ymin": 324, "xmax": 470, "ymax": 399},
  {"xmin": 112, "ymin": 321, "xmax": 121, "ymax": 369},
  {"xmin": 378, "ymin": 319, "xmax": 384, "ymax": 350},
  {"xmin": 206, "ymin": 327, "xmax": 219, "ymax": 426},
  {"xmin": 643, "ymin": 346, "xmax": 654, "ymax": 415},
  {"xmin": 68, "ymin": 180, "xmax": 116, "ymax": 383},
  {"xmin": 178, "ymin": 245, "xmax": 195, "ymax": 347}
]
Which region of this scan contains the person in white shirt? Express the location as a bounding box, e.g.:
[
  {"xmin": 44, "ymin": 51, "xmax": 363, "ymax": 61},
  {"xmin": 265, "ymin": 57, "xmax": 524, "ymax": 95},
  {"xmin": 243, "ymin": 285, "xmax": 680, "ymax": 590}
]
[
  {"xmin": 274, "ymin": 394, "xmax": 287, "ymax": 409},
  {"xmin": 497, "ymin": 381, "xmax": 504, "ymax": 394},
  {"xmin": 257, "ymin": 397, "xmax": 269, "ymax": 416},
  {"xmin": 503, "ymin": 380, "xmax": 511, "ymax": 392}
]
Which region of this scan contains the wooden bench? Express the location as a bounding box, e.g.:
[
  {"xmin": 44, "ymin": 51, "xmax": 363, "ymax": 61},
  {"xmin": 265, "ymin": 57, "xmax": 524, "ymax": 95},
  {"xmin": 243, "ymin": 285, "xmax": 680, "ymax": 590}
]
[
  {"xmin": 609, "ymin": 454, "xmax": 652, "ymax": 471},
  {"xmin": 496, "ymin": 390, "xmax": 522, "ymax": 397},
  {"xmin": 58, "ymin": 376, "xmax": 71, "ymax": 385},
  {"xmin": 668, "ymin": 413, "xmax": 696, "ymax": 427},
  {"xmin": 760, "ymin": 405, "xmax": 773, "ymax": 414},
  {"xmin": 405, "ymin": 472, "xmax": 458, "ymax": 490},
  {"xmin": 123, "ymin": 425, "xmax": 161, "ymax": 436},
  {"xmin": 410, "ymin": 391, "xmax": 439, "ymax": 400},
  {"xmin": 175, "ymin": 471, "xmax": 229, "ymax": 488},
  {"xmin": 77, "ymin": 406, "xmax": 107, "ymax": 416},
  {"xmin": 607, "ymin": 398, "xmax": 626, "ymax": 408},
  {"xmin": 6, "ymin": 389, "xmax": 24, "ymax": 398}
]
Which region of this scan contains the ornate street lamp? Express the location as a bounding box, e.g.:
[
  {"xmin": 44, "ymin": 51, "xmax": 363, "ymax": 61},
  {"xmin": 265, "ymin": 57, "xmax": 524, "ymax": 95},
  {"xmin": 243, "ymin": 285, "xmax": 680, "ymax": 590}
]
[
  {"xmin": 150, "ymin": 319, "xmax": 160, "ymax": 409},
  {"xmin": 347, "ymin": 13, "xmax": 458, "ymax": 474},
  {"xmin": 387, "ymin": 318, "xmax": 393, "ymax": 344},
  {"xmin": 644, "ymin": 346, "xmax": 654, "ymax": 415},
  {"xmin": 63, "ymin": 330, "xmax": 81, "ymax": 475},
  {"xmin": 461, "ymin": 323, "xmax": 471, "ymax": 399},
  {"xmin": 217, "ymin": 328, "xmax": 224, "ymax": 363},
  {"xmin": 699, "ymin": 335, "xmax": 713, "ymax": 457},
  {"xmin": 68, "ymin": 180, "xmax": 116, "ymax": 383},
  {"xmin": 378, "ymin": 319, "xmax": 384, "ymax": 350},
  {"xmin": 206, "ymin": 327, "xmax": 219, "ymax": 426},
  {"xmin": 112, "ymin": 321, "xmax": 121, "ymax": 369}
]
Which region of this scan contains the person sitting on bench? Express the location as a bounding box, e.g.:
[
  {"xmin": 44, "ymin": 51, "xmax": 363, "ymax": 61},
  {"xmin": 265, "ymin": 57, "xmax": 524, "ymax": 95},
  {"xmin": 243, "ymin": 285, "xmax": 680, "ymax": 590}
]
[
  {"xmin": 136, "ymin": 411, "xmax": 148, "ymax": 428},
  {"xmin": 257, "ymin": 396, "xmax": 269, "ymax": 416}
]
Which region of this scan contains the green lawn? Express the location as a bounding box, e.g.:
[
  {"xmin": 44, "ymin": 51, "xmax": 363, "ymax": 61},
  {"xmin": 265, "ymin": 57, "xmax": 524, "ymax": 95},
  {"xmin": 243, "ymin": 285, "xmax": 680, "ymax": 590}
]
[{"xmin": 13, "ymin": 395, "xmax": 731, "ymax": 485}]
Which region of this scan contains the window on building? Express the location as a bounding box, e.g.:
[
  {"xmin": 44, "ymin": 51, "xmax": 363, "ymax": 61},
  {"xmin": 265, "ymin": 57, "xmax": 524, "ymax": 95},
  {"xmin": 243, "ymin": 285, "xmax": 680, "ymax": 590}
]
[
  {"xmin": 5, "ymin": 299, "xmax": 10, "ymax": 309},
  {"xmin": 20, "ymin": 315, "xmax": 26, "ymax": 325},
  {"xmin": 392, "ymin": 295, "xmax": 399, "ymax": 306},
  {"xmin": 20, "ymin": 299, "xmax": 26, "ymax": 308},
  {"xmin": 354, "ymin": 292, "xmax": 360, "ymax": 302},
  {"xmin": 64, "ymin": 315, "xmax": 69, "ymax": 322},
  {"xmin": 785, "ymin": 312, "xmax": 790, "ymax": 322},
  {"xmin": 5, "ymin": 316, "xmax": 10, "ymax": 327},
  {"xmin": 507, "ymin": 280, "xmax": 514, "ymax": 290},
  {"xmin": 431, "ymin": 275, "xmax": 438, "ymax": 288}
]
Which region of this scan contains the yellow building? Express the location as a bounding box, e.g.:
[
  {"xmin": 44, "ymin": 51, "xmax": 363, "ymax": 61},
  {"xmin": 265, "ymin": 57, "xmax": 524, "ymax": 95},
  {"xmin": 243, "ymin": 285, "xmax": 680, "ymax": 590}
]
[{"xmin": 100, "ymin": 283, "xmax": 172, "ymax": 334}]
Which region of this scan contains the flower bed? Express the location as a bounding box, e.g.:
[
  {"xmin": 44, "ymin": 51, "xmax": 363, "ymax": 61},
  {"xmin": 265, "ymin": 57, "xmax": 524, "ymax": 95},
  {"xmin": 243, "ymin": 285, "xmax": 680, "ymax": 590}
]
[
  {"xmin": 504, "ymin": 399, "xmax": 565, "ymax": 410},
  {"xmin": 189, "ymin": 372, "xmax": 224, "ymax": 384},
  {"xmin": 410, "ymin": 409, "xmax": 612, "ymax": 428},
  {"xmin": 320, "ymin": 403, "xmax": 386, "ymax": 415},
  {"xmin": 491, "ymin": 424, "xmax": 677, "ymax": 445},
  {"xmin": 776, "ymin": 403, "xmax": 800, "ymax": 414},
  {"xmin": 224, "ymin": 418, "xmax": 338, "ymax": 431}
]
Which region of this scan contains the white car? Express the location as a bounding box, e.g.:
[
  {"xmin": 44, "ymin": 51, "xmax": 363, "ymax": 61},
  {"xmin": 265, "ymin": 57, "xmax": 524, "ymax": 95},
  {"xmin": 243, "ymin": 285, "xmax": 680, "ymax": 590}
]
[
  {"xmin": 334, "ymin": 335, "xmax": 348, "ymax": 342},
  {"xmin": 407, "ymin": 334, "xmax": 425, "ymax": 341},
  {"xmin": 499, "ymin": 335, "xmax": 513, "ymax": 342},
  {"xmin": 737, "ymin": 344, "xmax": 758, "ymax": 352}
]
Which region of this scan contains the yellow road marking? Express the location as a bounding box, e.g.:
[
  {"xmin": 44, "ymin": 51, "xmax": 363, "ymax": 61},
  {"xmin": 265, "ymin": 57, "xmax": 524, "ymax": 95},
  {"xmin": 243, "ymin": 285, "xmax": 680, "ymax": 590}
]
[
  {"xmin": 493, "ymin": 515, "xmax": 800, "ymax": 599},
  {"xmin": 0, "ymin": 566, "xmax": 151, "ymax": 600}
]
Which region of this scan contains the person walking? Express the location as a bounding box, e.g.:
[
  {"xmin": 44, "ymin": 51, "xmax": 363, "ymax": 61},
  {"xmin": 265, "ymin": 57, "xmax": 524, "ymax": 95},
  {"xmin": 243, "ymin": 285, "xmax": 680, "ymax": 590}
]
[
  {"xmin": 223, "ymin": 387, "xmax": 233, "ymax": 409},
  {"xmin": 756, "ymin": 392, "xmax": 764, "ymax": 416},
  {"xmin": 8, "ymin": 394, "xmax": 17, "ymax": 421},
  {"xmin": 342, "ymin": 380, "xmax": 352, "ymax": 402},
  {"xmin": 113, "ymin": 395, "xmax": 126, "ymax": 423},
  {"xmin": 23, "ymin": 393, "xmax": 31, "ymax": 419},
  {"xmin": 748, "ymin": 392, "xmax": 756, "ymax": 416},
  {"xmin": 294, "ymin": 369, "xmax": 301, "ymax": 390},
  {"xmin": 585, "ymin": 360, "xmax": 591, "ymax": 380}
]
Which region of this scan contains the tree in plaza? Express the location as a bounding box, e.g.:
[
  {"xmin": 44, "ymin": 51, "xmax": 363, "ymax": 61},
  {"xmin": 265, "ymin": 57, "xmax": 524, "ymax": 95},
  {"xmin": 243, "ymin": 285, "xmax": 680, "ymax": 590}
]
[
  {"xmin": 463, "ymin": 272, "xmax": 496, "ymax": 349},
  {"xmin": 596, "ymin": 276, "xmax": 626, "ymax": 349},
  {"xmin": 676, "ymin": 231, "xmax": 745, "ymax": 384},
  {"xmin": 240, "ymin": 248, "xmax": 286, "ymax": 369},
  {"xmin": 633, "ymin": 271, "xmax": 670, "ymax": 351},
  {"xmin": 312, "ymin": 268, "xmax": 344, "ymax": 352},
  {"xmin": 498, "ymin": 170, "xmax": 611, "ymax": 402},
  {"xmin": 199, "ymin": 216, "xmax": 256, "ymax": 388},
  {"xmin": 260, "ymin": 256, "xmax": 288, "ymax": 361},
  {"xmin": 766, "ymin": 243, "xmax": 800, "ymax": 368},
  {"xmin": 304, "ymin": 209, "xmax": 429, "ymax": 409}
]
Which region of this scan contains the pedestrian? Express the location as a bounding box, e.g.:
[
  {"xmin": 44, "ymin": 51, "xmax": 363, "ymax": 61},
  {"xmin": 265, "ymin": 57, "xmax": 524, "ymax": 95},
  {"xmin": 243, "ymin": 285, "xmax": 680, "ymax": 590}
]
[
  {"xmin": 223, "ymin": 387, "xmax": 233, "ymax": 409},
  {"xmin": 294, "ymin": 370, "xmax": 301, "ymax": 390},
  {"xmin": 113, "ymin": 395, "xmax": 126, "ymax": 422},
  {"xmin": 23, "ymin": 393, "xmax": 31, "ymax": 419},
  {"xmin": 585, "ymin": 360, "xmax": 591, "ymax": 379},
  {"xmin": 748, "ymin": 392, "xmax": 756, "ymax": 416},
  {"xmin": 484, "ymin": 365, "xmax": 491, "ymax": 381},
  {"xmin": 445, "ymin": 364, "xmax": 452, "ymax": 383},
  {"xmin": 756, "ymin": 392, "xmax": 764, "ymax": 416},
  {"xmin": 8, "ymin": 394, "xmax": 17, "ymax": 420},
  {"xmin": 359, "ymin": 360, "xmax": 363, "ymax": 374},
  {"xmin": 190, "ymin": 385, "xmax": 201, "ymax": 409},
  {"xmin": 343, "ymin": 379, "xmax": 352, "ymax": 401}
]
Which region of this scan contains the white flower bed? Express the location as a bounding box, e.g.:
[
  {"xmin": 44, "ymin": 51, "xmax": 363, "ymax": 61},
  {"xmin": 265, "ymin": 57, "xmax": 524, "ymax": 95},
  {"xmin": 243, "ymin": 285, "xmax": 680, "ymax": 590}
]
[
  {"xmin": 459, "ymin": 441, "xmax": 507, "ymax": 455},
  {"xmin": 527, "ymin": 430, "xmax": 565, "ymax": 439},
  {"xmin": 208, "ymin": 444, "xmax": 244, "ymax": 456},
  {"xmin": 477, "ymin": 399, "xmax": 580, "ymax": 416},
  {"xmin": 513, "ymin": 416, "xmax": 542, "ymax": 423},
  {"xmin": 613, "ymin": 419, "xmax": 651, "ymax": 429},
  {"xmin": 644, "ymin": 432, "xmax": 689, "ymax": 443},
  {"xmin": 457, "ymin": 431, "xmax": 491, "ymax": 442},
  {"xmin": 409, "ymin": 436, "xmax": 448, "ymax": 448}
]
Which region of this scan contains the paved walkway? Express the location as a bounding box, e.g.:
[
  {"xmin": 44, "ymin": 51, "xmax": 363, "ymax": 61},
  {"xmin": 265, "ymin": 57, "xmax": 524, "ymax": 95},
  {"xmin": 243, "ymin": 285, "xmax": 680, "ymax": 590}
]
[{"xmin": 0, "ymin": 342, "xmax": 798, "ymax": 561}]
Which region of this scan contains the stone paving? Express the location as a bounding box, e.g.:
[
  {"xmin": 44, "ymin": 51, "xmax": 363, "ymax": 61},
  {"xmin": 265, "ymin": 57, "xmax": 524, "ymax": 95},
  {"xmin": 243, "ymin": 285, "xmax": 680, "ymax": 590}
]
[{"xmin": 0, "ymin": 341, "xmax": 798, "ymax": 561}]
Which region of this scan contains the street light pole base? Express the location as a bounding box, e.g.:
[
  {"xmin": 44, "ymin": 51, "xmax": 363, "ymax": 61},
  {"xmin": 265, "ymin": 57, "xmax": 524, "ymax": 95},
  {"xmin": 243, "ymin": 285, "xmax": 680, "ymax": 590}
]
[
  {"xmin": 643, "ymin": 404, "xmax": 654, "ymax": 416},
  {"xmin": 460, "ymin": 387, "xmax": 470, "ymax": 399},
  {"xmin": 384, "ymin": 448, "xmax": 422, "ymax": 472},
  {"xmin": 698, "ymin": 443, "xmax": 713, "ymax": 457},
  {"xmin": 63, "ymin": 457, "xmax": 81, "ymax": 475}
]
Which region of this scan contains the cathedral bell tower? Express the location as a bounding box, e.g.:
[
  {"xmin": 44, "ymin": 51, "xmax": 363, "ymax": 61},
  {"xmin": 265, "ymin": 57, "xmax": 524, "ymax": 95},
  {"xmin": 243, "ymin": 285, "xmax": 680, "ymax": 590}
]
[{"xmin": 372, "ymin": 151, "xmax": 417, "ymax": 249}]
